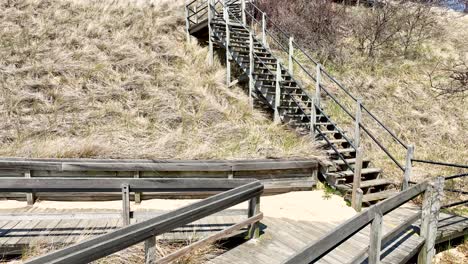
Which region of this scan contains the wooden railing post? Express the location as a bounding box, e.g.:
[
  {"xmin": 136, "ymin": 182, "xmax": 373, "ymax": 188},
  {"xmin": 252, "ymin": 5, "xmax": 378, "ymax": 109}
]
[
  {"xmin": 25, "ymin": 170, "xmax": 35, "ymax": 205},
  {"xmin": 418, "ymin": 177, "xmax": 444, "ymax": 264},
  {"xmin": 144, "ymin": 236, "xmax": 157, "ymax": 264},
  {"xmin": 208, "ymin": 0, "xmax": 214, "ymax": 65},
  {"xmin": 224, "ymin": 3, "xmax": 231, "ymax": 86},
  {"xmin": 193, "ymin": 1, "xmax": 198, "ymax": 24},
  {"xmin": 351, "ymin": 147, "xmax": 363, "ymax": 211},
  {"xmin": 310, "ymin": 98, "xmax": 317, "ymax": 139},
  {"xmin": 249, "ymin": 31, "xmax": 254, "ymax": 109},
  {"xmin": 262, "ymin": 13, "xmax": 267, "ymax": 47},
  {"xmin": 241, "ymin": 0, "xmax": 246, "ymax": 25},
  {"xmin": 316, "ymin": 63, "xmax": 321, "ymax": 107},
  {"xmin": 355, "ymin": 98, "xmax": 362, "ymax": 148},
  {"xmin": 402, "ymin": 144, "xmax": 414, "ymax": 190},
  {"xmin": 369, "ymin": 209, "xmax": 383, "ymax": 264},
  {"xmin": 122, "ymin": 184, "xmax": 130, "ymax": 226},
  {"xmin": 248, "ymin": 195, "xmax": 261, "ymax": 239},
  {"xmin": 288, "ymin": 36, "xmax": 294, "ymax": 75},
  {"xmin": 185, "ymin": 1, "xmax": 190, "ymax": 43},
  {"xmin": 134, "ymin": 171, "xmax": 141, "ymax": 204},
  {"xmin": 274, "ymin": 61, "xmax": 281, "ymax": 123}
]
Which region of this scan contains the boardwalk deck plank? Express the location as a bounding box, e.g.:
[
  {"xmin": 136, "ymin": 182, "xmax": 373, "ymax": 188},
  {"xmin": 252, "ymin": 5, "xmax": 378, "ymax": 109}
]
[{"xmin": 0, "ymin": 206, "xmax": 466, "ymax": 261}]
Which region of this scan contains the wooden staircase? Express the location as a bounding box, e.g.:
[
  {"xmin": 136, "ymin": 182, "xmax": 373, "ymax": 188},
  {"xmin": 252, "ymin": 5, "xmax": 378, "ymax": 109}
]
[{"xmin": 187, "ymin": 0, "xmax": 396, "ymax": 204}]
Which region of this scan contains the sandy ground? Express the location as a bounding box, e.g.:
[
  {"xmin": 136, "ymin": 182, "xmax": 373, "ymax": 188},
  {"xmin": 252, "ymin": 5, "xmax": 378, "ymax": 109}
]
[{"xmin": 0, "ymin": 189, "xmax": 356, "ymax": 224}]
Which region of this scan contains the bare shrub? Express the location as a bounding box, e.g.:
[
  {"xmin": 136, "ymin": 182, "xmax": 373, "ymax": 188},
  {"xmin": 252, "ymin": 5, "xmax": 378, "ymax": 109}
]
[
  {"xmin": 429, "ymin": 59, "xmax": 468, "ymax": 98},
  {"xmin": 255, "ymin": 0, "xmax": 347, "ymax": 60},
  {"xmin": 350, "ymin": 0, "xmax": 440, "ymax": 59}
]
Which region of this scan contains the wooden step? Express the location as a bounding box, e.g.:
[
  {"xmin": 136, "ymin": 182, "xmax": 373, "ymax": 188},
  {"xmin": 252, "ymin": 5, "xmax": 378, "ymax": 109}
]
[
  {"xmin": 329, "ymin": 168, "xmax": 382, "ymax": 178},
  {"xmin": 317, "ymin": 138, "xmax": 349, "ymax": 145},
  {"xmin": 362, "ymin": 190, "xmax": 397, "ymax": 203},
  {"xmin": 332, "ymin": 157, "xmax": 372, "ymax": 165},
  {"xmin": 326, "ymin": 147, "xmax": 354, "ymax": 155},
  {"xmin": 337, "ymin": 179, "xmax": 393, "ymax": 192}
]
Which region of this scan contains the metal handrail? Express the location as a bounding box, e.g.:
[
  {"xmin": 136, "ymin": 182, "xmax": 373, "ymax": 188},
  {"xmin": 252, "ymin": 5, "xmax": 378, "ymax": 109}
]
[
  {"xmin": 412, "ymin": 159, "xmax": 468, "ymax": 169},
  {"xmin": 245, "ymin": 0, "xmax": 409, "ymax": 171},
  {"xmin": 216, "ymin": 1, "xmax": 403, "ymax": 172},
  {"xmin": 251, "ymin": 53, "xmax": 355, "ymax": 173}
]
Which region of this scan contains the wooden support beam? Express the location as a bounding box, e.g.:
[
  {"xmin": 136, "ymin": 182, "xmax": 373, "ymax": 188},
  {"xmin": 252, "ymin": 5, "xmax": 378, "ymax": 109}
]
[
  {"xmin": 352, "ymin": 147, "xmax": 363, "ymax": 211},
  {"xmin": 418, "ymin": 177, "xmax": 444, "ymax": 264},
  {"xmin": 316, "ymin": 64, "xmax": 321, "ymax": 106},
  {"xmin": 274, "ymin": 61, "xmax": 281, "ymax": 124},
  {"xmin": 25, "ymin": 170, "xmax": 35, "ymax": 205},
  {"xmin": 402, "ymin": 145, "xmax": 414, "ymax": 190},
  {"xmin": 134, "ymin": 171, "xmax": 141, "ymax": 204},
  {"xmin": 121, "ymin": 184, "xmax": 130, "ymax": 226},
  {"xmin": 144, "ymin": 236, "xmax": 157, "ymax": 264},
  {"xmin": 248, "ymin": 195, "xmax": 261, "ymax": 239},
  {"xmin": 368, "ymin": 209, "xmax": 383, "ymax": 264}
]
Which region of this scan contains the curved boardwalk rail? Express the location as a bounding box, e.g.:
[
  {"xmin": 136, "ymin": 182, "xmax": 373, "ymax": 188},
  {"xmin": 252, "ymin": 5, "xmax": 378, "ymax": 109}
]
[{"xmin": 0, "ymin": 158, "xmax": 319, "ymax": 202}]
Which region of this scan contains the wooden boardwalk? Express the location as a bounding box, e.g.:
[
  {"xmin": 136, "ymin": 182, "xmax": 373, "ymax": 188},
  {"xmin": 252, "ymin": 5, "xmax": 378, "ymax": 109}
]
[
  {"xmin": 0, "ymin": 207, "xmax": 247, "ymax": 255},
  {"xmin": 0, "ymin": 206, "xmax": 466, "ymax": 261},
  {"xmin": 207, "ymin": 207, "xmax": 467, "ymax": 264}
]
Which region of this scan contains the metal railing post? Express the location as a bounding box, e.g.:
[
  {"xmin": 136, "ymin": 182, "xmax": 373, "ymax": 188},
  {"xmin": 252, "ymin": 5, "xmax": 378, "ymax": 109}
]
[
  {"xmin": 418, "ymin": 177, "xmax": 444, "ymax": 264},
  {"xmin": 262, "ymin": 13, "xmax": 267, "ymax": 47},
  {"xmin": 224, "ymin": 3, "xmax": 231, "ymax": 86},
  {"xmin": 352, "ymin": 147, "xmax": 363, "ymax": 211},
  {"xmin": 248, "ymin": 195, "xmax": 261, "ymax": 239},
  {"xmin": 316, "ymin": 64, "xmax": 321, "ymax": 106},
  {"xmin": 288, "ymin": 36, "xmax": 294, "ymax": 75},
  {"xmin": 208, "ymin": 0, "xmax": 214, "ymax": 65},
  {"xmin": 241, "ymin": 0, "xmax": 246, "ymax": 25},
  {"xmin": 274, "ymin": 61, "xmax": 281, "ymax": 123},
  {"xmin": 355, "ymin": 98, "xmax": 362, "ymax": 148},
  {"xmin": 121, "ymin": 184, "xmax": 130, "ymax": 226},
  {"xmin": 402, "ymin": 145, "xmax": 414, "ymax": 190},
  {"xmin": 249, "ymin": 32, "xmax": 254, "ymax": 109}
]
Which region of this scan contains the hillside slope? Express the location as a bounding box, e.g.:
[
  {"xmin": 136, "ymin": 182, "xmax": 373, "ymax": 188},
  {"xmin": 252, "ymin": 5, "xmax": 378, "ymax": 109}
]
[{"xmin": 0, "ymin": 0, "xmax": 319, "ymax": 160}]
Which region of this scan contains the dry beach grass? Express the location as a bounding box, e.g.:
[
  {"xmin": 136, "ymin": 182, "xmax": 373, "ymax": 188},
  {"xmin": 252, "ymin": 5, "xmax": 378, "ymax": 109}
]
[{"xmin": 0, "ymin": 0, "xmax": 320, "ymax": 160}]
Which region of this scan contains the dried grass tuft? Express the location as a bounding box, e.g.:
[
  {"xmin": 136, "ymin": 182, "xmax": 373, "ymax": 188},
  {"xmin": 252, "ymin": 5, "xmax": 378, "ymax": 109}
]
[{"xmin": 0, "ymin": 0, "xmax": 320, "ymax": 160}]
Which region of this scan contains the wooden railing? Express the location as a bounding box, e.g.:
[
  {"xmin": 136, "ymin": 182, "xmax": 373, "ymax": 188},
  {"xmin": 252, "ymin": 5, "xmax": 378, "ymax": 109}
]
[
  {"xmin": 283, "ymin": 177, "xmax": 445, "ymax": 264},
  {"xmin": 0, "ymin": 178, "xmax": 264, "ymax": 264},
  {"xmin": 0, "ymin": 158, "xmax": 318, "ymax": 204}
]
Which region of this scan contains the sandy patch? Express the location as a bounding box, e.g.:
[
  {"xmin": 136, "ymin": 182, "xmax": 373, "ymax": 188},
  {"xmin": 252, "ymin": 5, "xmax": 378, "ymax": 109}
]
[{"xmin": 0, "ymin": 190, "xmax": 356, "ymax": 224}]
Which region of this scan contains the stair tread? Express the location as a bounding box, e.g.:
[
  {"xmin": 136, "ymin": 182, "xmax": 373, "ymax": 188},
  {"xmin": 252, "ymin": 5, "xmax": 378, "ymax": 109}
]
[
  {"xmin": 332, "ymin": 157, "xmax": 370, "ymax": 165},
  {"xmin": 362, "ymin": 190, "xmax": 397, "ymax": 202},
  {"xmin": 326, "ymin": 167, "xmax": 382, "ymax": 177},
  {"xmin": 338, "ymin": 179, "xmax": 393, "ymax": 189},
  {"xmin": 326, "ymin": 147, "xmax": 354, "ymax": 154}
]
